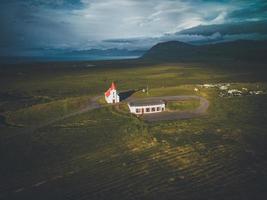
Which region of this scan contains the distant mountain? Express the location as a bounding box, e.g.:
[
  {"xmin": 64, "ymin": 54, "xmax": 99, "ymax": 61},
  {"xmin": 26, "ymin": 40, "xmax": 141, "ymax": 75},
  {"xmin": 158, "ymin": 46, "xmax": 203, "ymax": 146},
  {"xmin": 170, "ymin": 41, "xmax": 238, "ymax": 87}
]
[
  {"xmin": 141, "ymin": 41, "xmax": 201, "ymax": 61},
  {"xmin": 0, "ymin": 48, "xmax": 146, "ymax": 64},
  {"xmin": 178, "ymin": 20, "xmax": 267, "ymax": 36},
  {"xmin": 63, "ymin": 48, "xmax": 145, "ymax": 57},
  {"xmin": 141, "ymin": 40, "xmax": 267, "ymax": 62}
]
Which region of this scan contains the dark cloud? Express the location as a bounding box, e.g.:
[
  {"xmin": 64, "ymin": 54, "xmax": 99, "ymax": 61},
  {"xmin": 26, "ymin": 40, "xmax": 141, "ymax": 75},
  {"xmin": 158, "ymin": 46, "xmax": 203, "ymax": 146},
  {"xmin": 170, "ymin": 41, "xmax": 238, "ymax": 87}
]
[
  {"xmin": 19, "ymin": 0, "xmax": 84, "ymax": 9},
  {"xmin": 1, "ymin": 0, "xmax": 267, "ymax": 56},
  {"xmin": 179, "ymin": 20, "xmax": 267, "ymax": 35},
  {"xmin": 227, "ymin": 1, "xmax": 267, "ymax": 21}
]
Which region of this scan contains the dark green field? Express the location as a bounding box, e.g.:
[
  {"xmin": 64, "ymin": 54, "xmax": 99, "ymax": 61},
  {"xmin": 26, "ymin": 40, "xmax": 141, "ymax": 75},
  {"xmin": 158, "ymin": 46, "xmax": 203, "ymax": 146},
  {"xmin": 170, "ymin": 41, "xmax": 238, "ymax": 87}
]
[{"xmin": 1, "ymin": 60, "xmax": 267, "ymax": 200}]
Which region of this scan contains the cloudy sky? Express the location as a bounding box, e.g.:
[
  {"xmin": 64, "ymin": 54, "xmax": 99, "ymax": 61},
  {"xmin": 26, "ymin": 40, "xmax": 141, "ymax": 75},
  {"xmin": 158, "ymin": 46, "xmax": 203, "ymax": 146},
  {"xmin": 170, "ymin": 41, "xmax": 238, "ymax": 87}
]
[{"xmin": 1, "ymin": 0, "xmax": 267, "ymax": 55}]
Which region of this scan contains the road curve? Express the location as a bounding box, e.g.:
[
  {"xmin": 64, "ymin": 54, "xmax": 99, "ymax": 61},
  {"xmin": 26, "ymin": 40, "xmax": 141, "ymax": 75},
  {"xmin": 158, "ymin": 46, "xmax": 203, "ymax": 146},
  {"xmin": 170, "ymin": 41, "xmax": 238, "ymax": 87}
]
[
  {"xmin": 30, "ymin": 95, "xmax": 209, "ymax": 127},
  {"xmin": 123, "ymin": 95, "xmax": 209, "ymax": 122},
  {"xmin": 6, "ymin": 95, "xmax": 209, "ymax": 138}
]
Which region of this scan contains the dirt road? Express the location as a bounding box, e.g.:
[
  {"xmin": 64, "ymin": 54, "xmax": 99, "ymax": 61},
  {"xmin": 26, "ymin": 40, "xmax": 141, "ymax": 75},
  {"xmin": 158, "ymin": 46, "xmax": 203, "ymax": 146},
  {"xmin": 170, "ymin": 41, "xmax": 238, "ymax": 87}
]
[
  {"xmin": 4, "ymin": 95, "xmax": 209, "ymax": 137},
  {"xmin": 126, "ymin": 95, "xmax": 209, "ymax": 122},
  {"xmin": 32, "ymin": 95, "xmax": 209, "ymax": 128},
  {"xmin": 2, "ymin": 96, "xmax": 103, "ymax": 139}
]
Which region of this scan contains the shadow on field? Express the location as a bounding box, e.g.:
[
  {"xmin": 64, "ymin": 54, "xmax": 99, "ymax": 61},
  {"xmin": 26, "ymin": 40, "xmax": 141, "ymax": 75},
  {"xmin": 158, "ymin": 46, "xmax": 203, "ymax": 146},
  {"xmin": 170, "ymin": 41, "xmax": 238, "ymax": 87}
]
[
  {"xmin": 0, "ymin": 115, "xmax": 11, "ymax": 127},
  {"xmin": 119, "ymin": 89, "xmax": 138, "ymax": 101}
]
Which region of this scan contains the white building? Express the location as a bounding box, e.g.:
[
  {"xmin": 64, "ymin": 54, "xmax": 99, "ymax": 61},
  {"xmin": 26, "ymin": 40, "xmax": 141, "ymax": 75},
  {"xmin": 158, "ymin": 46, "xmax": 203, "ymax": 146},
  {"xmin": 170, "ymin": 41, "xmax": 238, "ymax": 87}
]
[
  {"xmin": 128, "ymin": 100, "xmax": 165, "ymax": 115},
  {"xmin": 105, "ymin": 82, "xmax": 120, "ymax": 104}
]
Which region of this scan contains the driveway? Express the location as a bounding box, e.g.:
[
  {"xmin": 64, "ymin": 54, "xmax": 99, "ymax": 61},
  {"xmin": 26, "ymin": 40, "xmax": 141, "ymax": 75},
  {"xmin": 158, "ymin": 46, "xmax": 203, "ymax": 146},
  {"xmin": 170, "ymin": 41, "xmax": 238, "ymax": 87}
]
[{"xmin": 123, "ymin": 95, "xmax": 209, "ymax": 122}]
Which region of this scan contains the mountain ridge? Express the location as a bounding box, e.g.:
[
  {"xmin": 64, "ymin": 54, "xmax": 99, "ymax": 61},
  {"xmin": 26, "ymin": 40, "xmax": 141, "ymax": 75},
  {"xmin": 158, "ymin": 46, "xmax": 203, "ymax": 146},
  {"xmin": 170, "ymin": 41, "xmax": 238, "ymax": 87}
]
[{"xmin": 141, "ymin": 39, "xmax": 267, "ymax": 62}]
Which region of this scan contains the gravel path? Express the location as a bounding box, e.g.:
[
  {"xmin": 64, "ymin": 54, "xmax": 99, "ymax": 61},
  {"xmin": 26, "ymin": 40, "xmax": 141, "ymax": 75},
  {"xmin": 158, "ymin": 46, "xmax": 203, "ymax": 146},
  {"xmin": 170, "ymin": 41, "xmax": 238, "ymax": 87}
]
[
  {"xmin": 4, "ymin": 95, "xmax": 209, "ymax": 137},
  {"xmin": 126, "ymin": 95, "xmax": 209, "ymax": 122},
  {"xmin": 3, "ymin": 96, "xmax": 103, "ymax": 138},
  {"xmin": 31, "ymin": 95, "xmax": 209, "ymax": 127},
  {"xmin": 31, "ymin": 95, "xmax": 103, "ymax": 131}
]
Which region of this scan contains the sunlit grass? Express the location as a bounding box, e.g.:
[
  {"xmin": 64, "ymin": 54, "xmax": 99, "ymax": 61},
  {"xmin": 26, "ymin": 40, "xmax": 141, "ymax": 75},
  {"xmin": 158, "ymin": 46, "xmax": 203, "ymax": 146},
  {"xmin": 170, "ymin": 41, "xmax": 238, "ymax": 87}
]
[
  {"xmin": 5, "ymin": 95, "xmax": 90, "ymax": 127},
  {"xmin": 166, "ymin": 99, "xmax": 200, "ymax": 111}
]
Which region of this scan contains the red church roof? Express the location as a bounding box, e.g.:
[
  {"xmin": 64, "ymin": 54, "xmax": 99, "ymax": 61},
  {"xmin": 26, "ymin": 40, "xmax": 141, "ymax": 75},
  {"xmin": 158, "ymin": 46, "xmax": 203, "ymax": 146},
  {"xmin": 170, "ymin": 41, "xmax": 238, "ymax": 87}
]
[
  {"xmin": 105, "ymin": 82, "xmax": 116, "ymax": 97},
  {"xmin": 110, "ymin": 82, "xmax": 116, "ymax": 90}
]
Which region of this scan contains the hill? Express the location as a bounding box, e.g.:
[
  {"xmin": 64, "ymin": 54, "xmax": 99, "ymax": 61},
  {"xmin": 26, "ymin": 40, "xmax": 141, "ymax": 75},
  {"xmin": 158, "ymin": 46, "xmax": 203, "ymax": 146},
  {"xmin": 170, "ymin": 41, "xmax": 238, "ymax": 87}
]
[
  {"xmin": 141, "ymin": 40, "xmax": 267, "ymax": 62},
  {"xmin": 64, "ymin": 48, "xmax": 145, "ymax": 57}
]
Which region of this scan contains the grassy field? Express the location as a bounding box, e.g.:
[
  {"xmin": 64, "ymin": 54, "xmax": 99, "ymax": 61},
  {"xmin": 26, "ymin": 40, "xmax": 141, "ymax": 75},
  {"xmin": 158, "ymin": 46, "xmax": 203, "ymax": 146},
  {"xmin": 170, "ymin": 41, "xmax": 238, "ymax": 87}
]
[
  {"xmin": 0, "ymin": 60, "xmax": 267, "ymax": 200},
  {"xmin": 166, "ymin": 99, "xmax": 200, "ymax": 111},
  {"xmin": 5, "ymin": 95, "xmax": 91, "ymax": 127}
]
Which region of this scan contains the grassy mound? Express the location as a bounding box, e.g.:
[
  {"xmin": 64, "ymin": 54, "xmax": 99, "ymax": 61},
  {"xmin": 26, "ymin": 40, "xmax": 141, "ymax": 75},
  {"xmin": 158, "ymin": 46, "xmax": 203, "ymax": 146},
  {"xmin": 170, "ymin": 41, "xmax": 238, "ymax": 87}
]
[
  {"xmin": 167, "ymin": 99, "xmax": 200, "ymax": 111},
  {"xmin": 5, "ymin": 96, "xmax": 90, "ymax": 127}
]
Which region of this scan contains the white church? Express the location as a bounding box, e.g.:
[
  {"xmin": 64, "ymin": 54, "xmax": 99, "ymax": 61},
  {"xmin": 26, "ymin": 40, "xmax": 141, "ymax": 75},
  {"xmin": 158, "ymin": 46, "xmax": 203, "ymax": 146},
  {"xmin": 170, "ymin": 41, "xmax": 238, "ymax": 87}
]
[
  {"xmin": 104, "ymin": 82, "xmax": 120, "ymax": 103},
  {"xmin": 104, "ymin": 82, "xmax": 166, "ymax": 115}
]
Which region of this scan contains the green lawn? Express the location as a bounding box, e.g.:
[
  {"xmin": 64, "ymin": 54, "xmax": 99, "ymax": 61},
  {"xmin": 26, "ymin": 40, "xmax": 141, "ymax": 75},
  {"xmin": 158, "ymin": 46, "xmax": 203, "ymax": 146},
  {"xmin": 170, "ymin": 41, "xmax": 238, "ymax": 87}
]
[{"xmin": 166, "ymin": 99, "xmax": 200, "ymax": 111}]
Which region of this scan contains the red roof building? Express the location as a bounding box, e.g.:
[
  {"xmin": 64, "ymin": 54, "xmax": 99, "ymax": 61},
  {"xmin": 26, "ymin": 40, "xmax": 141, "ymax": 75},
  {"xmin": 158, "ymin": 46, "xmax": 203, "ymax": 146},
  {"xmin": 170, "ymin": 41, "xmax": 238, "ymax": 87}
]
[
  {"xmin": 104, "ymin": 82, "xmax": 120, "ymax": 103},
  {"xmin": 105, "ymin": 82, "xmax": 116, "ymax": 97}
]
